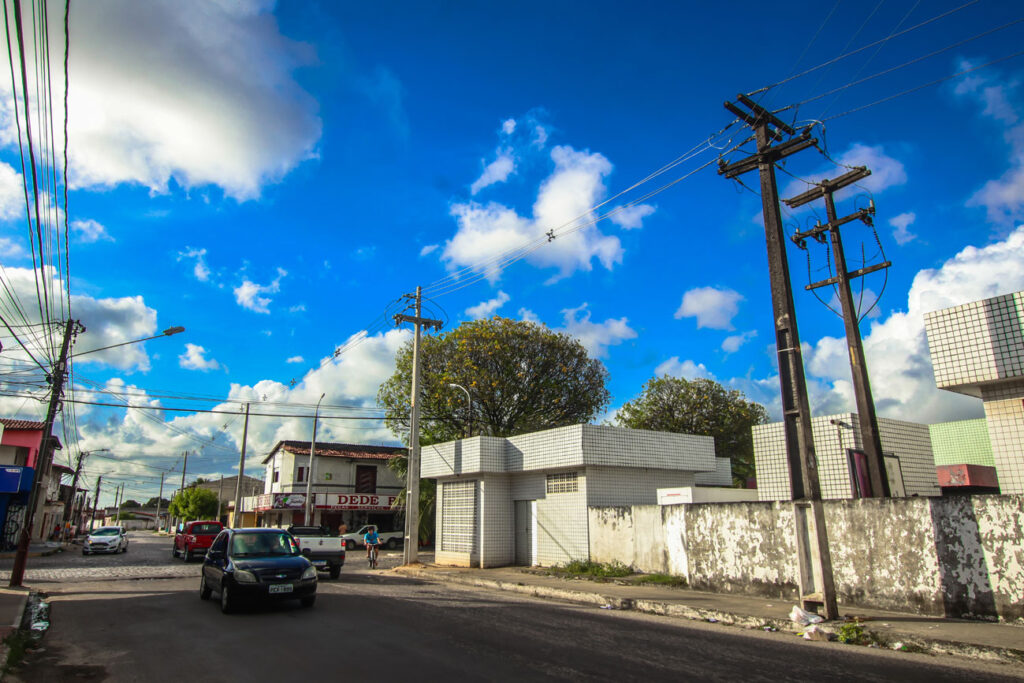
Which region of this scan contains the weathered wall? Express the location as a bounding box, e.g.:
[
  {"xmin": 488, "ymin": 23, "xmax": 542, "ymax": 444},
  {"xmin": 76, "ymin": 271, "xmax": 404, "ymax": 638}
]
[{"xmin": 588, "ymin": 494, "xmax": 1024, "ymax": 622}]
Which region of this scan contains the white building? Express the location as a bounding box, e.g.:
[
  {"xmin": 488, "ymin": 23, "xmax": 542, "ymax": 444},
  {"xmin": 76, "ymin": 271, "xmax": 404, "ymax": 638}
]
[
  {"xmin": 753, "ymin": 412, "xmax": 941, "ymax": 501},
  {"xmin": 252, "ymin": 441, "xmax": 406, "ymax": 531},
  {"xmin": 421, "ymin": 424, "xmax": 717, "ymax": 568},
  {"xmin": 924, "ymin": 290, "xmax": 1024, "ymax": 494}
]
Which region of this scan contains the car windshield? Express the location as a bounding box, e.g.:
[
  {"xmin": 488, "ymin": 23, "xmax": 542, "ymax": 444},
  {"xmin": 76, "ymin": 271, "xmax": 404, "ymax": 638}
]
[
  {"xmin": 229, "ymin": 533, "xmax": 298, "ymax": 557},
  {"xmin": 92, "ymin": 528, "xmax": 120, "ymax": 536},
  {"xmin": 191, "ymin": 524, "xmax": 221, "ymax": 535}
]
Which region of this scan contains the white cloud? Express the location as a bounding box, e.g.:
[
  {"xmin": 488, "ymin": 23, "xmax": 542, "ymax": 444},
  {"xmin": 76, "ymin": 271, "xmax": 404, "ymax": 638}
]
[
  {"xmin": 286, "ymin": 355, "xmax": 304, "ymax": 364},
  {"xmin": 783, "ymin": 143, "xmax": 906, "ymax": 206},
  {"xmin": 502, "ymin": 118, "xmax": 516, "ymax": 135},
  {"xmin": 465, "ymin": 291, "xmax": 510, "ymax": 319},
  {"xmin": 0, "ymin": 237, "xmax": 25, "ymax": 259},
  {"xmin": 233, "ymin": 267, "xmax": 286, "ymax": 314},
  {"xmin": 518, "ymin": 307, "xmax": 540, "ymax": 323},
  {"xmin": 0, "ymin": 1, "xmax": 321, "ymax": 201},
  {"xmin": 470, "ymin": 150, "xmax": 515, "ymax": 195},
  {"xmin": 655, "ymin": 357, "xmax": 715, "ymax": 380},
  {"xmin": 71, "ymin": 219, "xmax": 114, "ymax": 243},
  {"xmin": 609, "ymin": 203, "xmax": 656, "ymax": 230},
  {"xmin": 179, "ymin": 343, "xmax": 221, "ymax": 371},
  {"xmin": 177, "ymin": 247, "xmax": 211, "ymax": 282},
  {"xmin": 722, "ymin": 330, "xmax": 757, "ymax": 353},
  {"xmin": 419, "ymin": 244, "xmax": 439, "ymax": 257},
  {"xmin": 532, "ymin": 125, "xmax": 548, "ymax": 148},
  {"xmin": 675, "ymin": 286, "xmax": 743, "ymax": 330},
  {"xmin": 555, "ymin": 304, "xmax": 637, "ymax": 358},
  {"xmin": 0, "ymin": 161, "xmax": 23, "ymax": 220},
  {"xmin": 826, "ymin": 287, "xmax": 883, "ymax": 320},
  {"xmin": 889, "ymin": 212, "xmax": 917, "ymax": 245},
  {"xmin": 288, "ymin": 304, "xmax": 306, "ymax": 313}
]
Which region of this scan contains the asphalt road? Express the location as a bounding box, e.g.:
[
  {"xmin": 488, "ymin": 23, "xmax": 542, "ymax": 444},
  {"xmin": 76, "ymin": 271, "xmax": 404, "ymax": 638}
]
[{"xmin": 8, "ymin": 532, "xmax": 1023, "ymax": 682}]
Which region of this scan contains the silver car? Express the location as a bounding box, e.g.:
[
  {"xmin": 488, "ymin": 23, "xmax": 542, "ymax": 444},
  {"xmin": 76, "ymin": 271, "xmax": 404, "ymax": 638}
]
[{"xmin": 83, "ymin": 526, "xmax": 128, "ymax": 555}]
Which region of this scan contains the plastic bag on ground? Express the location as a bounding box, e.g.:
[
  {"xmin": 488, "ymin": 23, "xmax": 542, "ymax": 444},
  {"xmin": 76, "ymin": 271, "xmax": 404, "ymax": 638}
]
[
  {"xmin": 789, "ymin": 605, "xmax": 824, "ymax": 626},
  {"xmin": 802, "ymin": 625, "xmax": 831, "ymax": 641}
]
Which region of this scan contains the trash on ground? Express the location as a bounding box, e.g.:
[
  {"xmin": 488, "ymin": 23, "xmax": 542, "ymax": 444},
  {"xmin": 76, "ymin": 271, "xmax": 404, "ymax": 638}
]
[
  {"xmin": 801, "ymin": 625, "xmax": 832, "ymax": 641},
  {"xmin": 763, "ymin": 625, "xmax": 778, "ymax": 632},
  {"xmin": 789, "ymin": 605, "xmax": 824, "ymax": 626},
  {"xmin": 706, "ymin": 617, "xmax": 718, "ymax": 623},
  {"xmin": 29, "ymin": 598, "xmax": 50, "ymax": 632},
  {"xmin": 600, "ymin": 604, "xmax": 614, "ymax": 609}
]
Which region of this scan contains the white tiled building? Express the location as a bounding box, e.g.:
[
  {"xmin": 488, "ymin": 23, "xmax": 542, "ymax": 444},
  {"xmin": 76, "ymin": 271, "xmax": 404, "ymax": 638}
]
[
  {"xmin": 924, "ymin": 291, "xmax": 1024, "ymax": 494},
  {"xmin": 753, "ymin": 413, "xmax": 941, "ymax": 501},
  {"xmin": 420, "ymin": 424, "xmax": 716, "ymax": 567}
]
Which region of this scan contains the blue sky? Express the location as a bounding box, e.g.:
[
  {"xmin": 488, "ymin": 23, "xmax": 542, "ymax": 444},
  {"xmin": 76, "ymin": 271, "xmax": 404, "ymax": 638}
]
[{"xmin": 2, "ymin": 0, "xmax": 1024, "ymax": 504}]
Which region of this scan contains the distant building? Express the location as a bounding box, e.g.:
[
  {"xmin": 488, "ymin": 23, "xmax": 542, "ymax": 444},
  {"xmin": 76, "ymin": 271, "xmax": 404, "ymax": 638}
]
[
  {"xmin": 928, "ymin": 418, "xmax": 999, "ymax": 494},
  {"xmin": 753, "ymin": 413, "xmax": 941, "ymax": 501},
  {"xmin": 924, "ymin": 290, "xmax": 1024, "ymax": 494},
  {"xmin": 191, "ymin": 474, "xmax": 263, "ymax": 525}
]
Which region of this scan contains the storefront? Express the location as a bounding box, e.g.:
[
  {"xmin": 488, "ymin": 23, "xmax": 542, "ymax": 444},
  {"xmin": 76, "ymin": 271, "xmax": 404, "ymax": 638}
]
[{"xmin": 250, "ymin": 492, "xmax": 403, "ymax": 532}]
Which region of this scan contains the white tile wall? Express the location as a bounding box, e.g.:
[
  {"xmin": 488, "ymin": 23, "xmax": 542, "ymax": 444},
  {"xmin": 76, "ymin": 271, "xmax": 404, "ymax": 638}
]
[
  {"xmin": 695, "ymin": 457, "xmax": 733, "ymax": 487},
  {"xmin": 479, "ymin": 475, "xmax": 513, "ymax": 567},
  {"xmin": 586, "ymin": 467, "xmax": 696, "ymax": 506},
  {"xmin": 535, "ymin": 471, "xmax": 588, "ymax": 566},
  {"xmin": 981, "ymin": 381, "xmax": 1024, "ymax": 494}
]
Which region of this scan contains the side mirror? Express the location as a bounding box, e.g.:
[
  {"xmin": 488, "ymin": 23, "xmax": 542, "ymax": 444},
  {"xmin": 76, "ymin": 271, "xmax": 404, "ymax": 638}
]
[{"xmin": 207, "ymin": 549, "xmax": 224, "ymax": 560}]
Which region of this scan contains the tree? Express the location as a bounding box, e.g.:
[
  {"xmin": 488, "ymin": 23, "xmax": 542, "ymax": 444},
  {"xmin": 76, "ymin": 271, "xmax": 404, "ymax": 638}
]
[
  {"xmin": 168, "ymin": 487, "xmax": 218, "ymax": 521},
  {"xmin": 377, "ymin": 316, "xmax": 611, "ymax": 443},
  {"xmin": 145, "ymin": 497, "xmax": 170, "ymax": 508},
  {"xmin": 386, "ymin": 455, "xmax": 435, "ymax": 546},
  {"xmin": 614, "ymin": 376, "xmax": 768, "ymax": 486},
  {"xmin": 121, "ymin": 499, "xmax": 141, "ymax": 509}
]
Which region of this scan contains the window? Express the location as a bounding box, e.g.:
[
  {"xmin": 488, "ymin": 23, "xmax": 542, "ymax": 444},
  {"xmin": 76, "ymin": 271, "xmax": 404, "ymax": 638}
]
[
  {"xmin": 296, "ymin": 466, "xmax": 306, "ymax": 483},
  {"xmin": 272, "ymin": 470, "xmax": 279, "ymax": 483},
  {"xmin": 546, "ymin": 472, "xmax": 578, "ymax": 494},
  {"xmin": 355, "ymin": 465, "xmax": 377, "ymax": 493}
]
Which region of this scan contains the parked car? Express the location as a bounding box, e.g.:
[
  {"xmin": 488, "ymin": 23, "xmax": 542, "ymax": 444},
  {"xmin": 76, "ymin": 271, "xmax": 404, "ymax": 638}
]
[
  {"xmin": 340, "ymin": 524, "xmax": 403, "ymax": 550},
  {"xmin": 83, "ymin": 526, "xmax": 128, "ymax": 555},
  {"xmin": 174, "ymin": 520, "xmax": 224, "ymax": 562},
  {"xmin": 199, "ymin": 528, "xmax": 317, "ymax": 614},
  {"xmin": 287, "ymin": 526, "xmax": 345, "ymax": 579}
]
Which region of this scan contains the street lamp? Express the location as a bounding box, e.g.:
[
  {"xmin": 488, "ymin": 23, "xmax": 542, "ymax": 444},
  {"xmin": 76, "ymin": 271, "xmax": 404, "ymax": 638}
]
[
  {"xmin": 304, "ymin": 393, "xmax": 326, "ymax": 526},
  {"xmin": 448, "ymin": 383, "xmax": 472, "ymax": 438},
  {"xmin": 73, "ymin": 326, "xmax": 185, "ymax": 357}
]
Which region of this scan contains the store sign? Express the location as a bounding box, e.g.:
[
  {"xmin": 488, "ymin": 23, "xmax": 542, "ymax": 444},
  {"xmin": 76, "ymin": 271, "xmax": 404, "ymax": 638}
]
[
  {"xmin": 315, "ymin": 493, "xmax": 399, "ymax": 511},
  {"xmin": 255, "ymin": 493, "xmax": 307, "ymax": 510}
]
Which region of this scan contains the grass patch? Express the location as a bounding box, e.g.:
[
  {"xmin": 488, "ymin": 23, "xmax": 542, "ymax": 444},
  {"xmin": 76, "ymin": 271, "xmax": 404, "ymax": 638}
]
[
  {"xmin": 547, "ymin": 560, "xmax": 633, "ymax": 579},
  {"xmin": 836, "ymin": 622, "xmax": 889, "ymax": 648},
  {"xmin": 2, "ymin": 630, "xmax": 35, "ymax": 676},
  {"xmin": 633, "ymin": 573, "xmax": 687, "ymax": 588}
]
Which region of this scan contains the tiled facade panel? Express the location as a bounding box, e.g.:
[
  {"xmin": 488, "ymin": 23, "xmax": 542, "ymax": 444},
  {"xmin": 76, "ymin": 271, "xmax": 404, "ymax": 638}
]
[
  {"xmin": 754, "ymin": 413, "xmax": 939, "ymax": 501},
  {"xmin": 580, "ymin": 425, "xmax": 715, "ymax": 472},
  {"xmin": 510, "ymin": 472, "xmax": 545, "ymax": 501},
  {"xmin": 694, "ymin": 457, "xmax": 733, "ymax": 487},
  {"xmin": 438, "ymin": 479, "xmax": 479, "ymax": 566},
  {"xmin": 586, "ymin": 467, "xmax": 695, "ymax": 507},
  {"xmin": 507, "ymin": 426, "xmax": 584, "ymax": 471},
  {"xmin": 421, "ymin": 437, "xmax": 506, "ymax": 478},
  {"xmin": 925, "ymin": 291, "xmax": 1024, "ymax": 393},
  {"xmin": 982, "ymin": 381, "xmax": 1024, "ymax": 494},
  {"xmin": 929, "ymin": 418, "xmax": 995, "ymax": 467},
  {"xmin": 479, "ymin": 475, "xmax": 514, "ymax": 567},
  {"xmin": 535, "ymin": 472, "xmax": 588, "ymax": 566}
]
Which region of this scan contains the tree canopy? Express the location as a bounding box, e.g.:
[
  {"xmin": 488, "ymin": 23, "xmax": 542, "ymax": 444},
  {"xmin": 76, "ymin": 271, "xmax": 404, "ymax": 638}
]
[
  {"xmin": 614, "ymin": 376, "xmax": 768, "ymax": 486},
  {"xmin": 378, "ymin": 317, "xmax": 610, "ymax": 444},
  {"xmin": 168, "ymin": 487, "xmax": 219, "ymax": 521},
  {"xmin": 145, "ymin": 497, "xmax": 170, "ymax": 508},
  {"xmin": 121, "ymin": 499, "xmax": 141, "ymax": 508}
]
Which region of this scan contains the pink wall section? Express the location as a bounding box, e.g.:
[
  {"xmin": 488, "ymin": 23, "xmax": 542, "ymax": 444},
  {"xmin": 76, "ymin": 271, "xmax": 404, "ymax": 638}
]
[{"xmin": 1, "ymin": 429, "xmax": 43, "ymax": 468}]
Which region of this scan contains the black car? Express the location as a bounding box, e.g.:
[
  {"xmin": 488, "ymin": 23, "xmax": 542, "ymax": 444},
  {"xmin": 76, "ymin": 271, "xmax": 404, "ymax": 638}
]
[{"xmin": 200, "ymin": 528, "xmax": 317, "ymax": 613}]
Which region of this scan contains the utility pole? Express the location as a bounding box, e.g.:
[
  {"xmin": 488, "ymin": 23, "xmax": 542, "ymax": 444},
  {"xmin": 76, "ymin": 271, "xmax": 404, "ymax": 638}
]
[
  {"xmin": 60, "ymin": 450, "xmax": 85, "ymax": 542},
  {"xmin": 155, "ymin": 472, "xmax": 165, "ymax": 533},
  {"xmin": 217, "ymin": 476, "xmax": 224, "ymax": 521},
  {"xmin": 784, "ymin": 168, "xmax": 891, "ymax": 498},
  {"xmin": 10, "ymin": 318, "xmax": 80, "ymax": 587},
  {"xmin": 74, "ymin": 494, "xmax": 87, "ymax": 535},
  {"xmin": 394, "ymin": 286, "xmax": 443, "ymax": 565},
  {"xmin": 176, "ymin": 451, "xmax": 188, "ymax": 531},
  {"xmin": 718, "ymin": 95, "xmax": 838, "ymax": 620},
  {"xmin": 304, "ymin": 394, "xmax": 326, "ymax": 527},
  {"xmin": 232, "ymin": 403, "xmax": 250, "ymax": 527},
  {"xmin": 89, "ymin": 476, "xmax": 102, "ymax": 531},
  {"xmin": 115, "ymin": 484, "xmax": 123, "ymax": 522}
]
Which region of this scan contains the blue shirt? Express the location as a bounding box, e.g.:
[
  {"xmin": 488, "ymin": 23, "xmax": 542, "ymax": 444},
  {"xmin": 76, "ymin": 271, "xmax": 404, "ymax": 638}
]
[{"xmin": 364, "ymin": 531, "xmax": 380, "ymax": 545}]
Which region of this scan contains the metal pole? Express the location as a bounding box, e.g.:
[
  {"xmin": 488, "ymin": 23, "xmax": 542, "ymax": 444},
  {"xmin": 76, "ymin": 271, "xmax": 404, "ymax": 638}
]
[
  {"xmin": 89, "ymin": 476, "xmax": 102, "ymax": 531},
  {"xmin": 448, "ymin": 383, "xmax": 472, "ymax": 438},
  {"xmin": 232, "ymin": 403, "xmax": 250, "ymax": 527},
  {"xmin": 155, "ymin": 473, "xmax": 165, "ymax": 533},
  {"xmin": 305, "ymin": 394, "xmax": 325, "ymax": 527}
]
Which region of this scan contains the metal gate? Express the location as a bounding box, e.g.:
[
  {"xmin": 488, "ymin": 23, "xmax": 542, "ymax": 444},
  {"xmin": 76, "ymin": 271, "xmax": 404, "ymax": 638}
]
[
  {"xmin": 514, "ymin": 500, "xmax": 535, "ymax": 566},
  {"xmin": 2, "ymin": 504, "xmax": 25, "ymax": 551}
]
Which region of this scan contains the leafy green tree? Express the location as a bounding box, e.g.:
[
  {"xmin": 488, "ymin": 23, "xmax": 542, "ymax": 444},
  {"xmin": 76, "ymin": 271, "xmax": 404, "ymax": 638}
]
[
  {"xmin": 145, "ymin": 497, "xmax": 170, "ymax": 508},
  {"xmin": 121, "ymin": 499, "xmax": 141, "ymax": 508},
  {"xmin": 168, "ymin": 487, "xmax": 219, "ymax": 521},
  {"xmin": 615, "ymin": 376, "xmax": 768, "ymax": 486},
  {"xmin": 386, "ymin": 455, "xmax": 435, "ymax": 546},
  {"xmin": 377, "ymin": 317, "xmax": 611, "ymax": 443}
]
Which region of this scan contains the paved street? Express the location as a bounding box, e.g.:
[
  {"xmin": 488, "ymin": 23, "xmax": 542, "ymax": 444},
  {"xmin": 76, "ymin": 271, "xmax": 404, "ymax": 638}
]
[{"xmin": 6, "ymin": 532, "xmax": 1022, "ymax": 682}]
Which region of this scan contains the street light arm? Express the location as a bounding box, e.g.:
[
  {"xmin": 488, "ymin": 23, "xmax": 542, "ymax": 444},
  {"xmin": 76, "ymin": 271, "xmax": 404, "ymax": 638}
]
[
  {"xmin": 72, "ymin": 326, "xmax": 185, "ymax": 358},
  {"xmin": 448, "ymin": 383, "xmax": 472, "ymax": 438}
]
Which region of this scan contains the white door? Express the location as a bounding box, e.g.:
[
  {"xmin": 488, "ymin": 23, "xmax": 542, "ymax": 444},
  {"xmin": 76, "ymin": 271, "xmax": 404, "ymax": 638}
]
[{"xmin": 514, "ymin": 500, "xmax": 535, "ymax": 566}]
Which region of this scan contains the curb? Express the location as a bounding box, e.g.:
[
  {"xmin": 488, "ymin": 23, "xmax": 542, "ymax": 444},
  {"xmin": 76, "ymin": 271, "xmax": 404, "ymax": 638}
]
[
  {"xmin": 395, "ymin": 568, "xmax": 1024, "ymax": 667},
  {"xmin": 0, "ymin": 547, "xmax": 63, "ymax": 561}
]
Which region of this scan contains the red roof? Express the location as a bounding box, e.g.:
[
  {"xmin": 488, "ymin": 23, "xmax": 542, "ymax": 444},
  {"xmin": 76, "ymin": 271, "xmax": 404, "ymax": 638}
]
[
  {"xmin": 0, "ymin": 418, "xmax": 46, "ymax": 430},
  {"xmin": 263, "ymin": 440, "xmax": 406, "ymax": 464}
]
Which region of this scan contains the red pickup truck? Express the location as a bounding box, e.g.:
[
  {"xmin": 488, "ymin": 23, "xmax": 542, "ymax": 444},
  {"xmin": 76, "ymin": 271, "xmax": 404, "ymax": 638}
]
[{"xmin": 174, "ymin": 520, "xmax": 223, "ymax": 562}]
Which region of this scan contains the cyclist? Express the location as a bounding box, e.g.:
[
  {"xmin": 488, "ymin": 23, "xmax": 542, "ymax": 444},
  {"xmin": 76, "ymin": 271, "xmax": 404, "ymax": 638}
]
[{"xmin": 363, "ymin": 526, "xmax": 382, "ymax": 566}]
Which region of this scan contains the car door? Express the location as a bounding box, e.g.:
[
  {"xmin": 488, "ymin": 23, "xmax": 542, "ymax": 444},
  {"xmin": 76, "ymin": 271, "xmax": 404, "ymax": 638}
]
[{"xmin": 204, "ymin": 531, "xmax": 230, "ymax": 588}]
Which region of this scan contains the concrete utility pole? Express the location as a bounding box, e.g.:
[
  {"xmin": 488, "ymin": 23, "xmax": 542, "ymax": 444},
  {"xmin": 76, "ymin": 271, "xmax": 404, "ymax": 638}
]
[
  {"xmin": 10, "ymin": 319, "xmax": 80, "ymax": 587},
  {"xmin": 217, "ymin": 477, "xmax": 224, "ymax": 521},
  {"xmin": 176, "ymin": 451, "xmax": 188, "ymax": 530},
  {"xmin": 304, "ymin": 394, "xmax": 326, "ymax": 527},
  {"xmin": 60, "ymin": 450, "xmax": 85, "ymax": 542},
  {"xmin": 394, "ymin": 286, "xmax": 443, "ymax": 565},
  {"xmin": 155, "ymin": 473, "xmax": 165, "ymax": 533},
  {"xmin": 718, "ymin": 95, "xmax": 838, "ymax": 619},
  {"xmin": 232, "ymin": 403, "xmax": 250, "ymax": 527},
  {"xmin": 785, "ymin": 168, "xmax": 891, "ymax": 498},
  {"xmin": 115, "ymin": 484, "xmax": 124, "ymax": 522},
  {"xmin": 89, "ymin": 476, "xmax": 102, "ymax": 531}
]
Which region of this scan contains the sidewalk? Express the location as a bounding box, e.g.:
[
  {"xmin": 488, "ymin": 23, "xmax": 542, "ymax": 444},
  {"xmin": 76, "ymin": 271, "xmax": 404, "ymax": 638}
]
[
  {"xmin": 394, "ymin": 564, "xmax": 1024, "ymax": 667},
  {"xmin": 0, "ymin": 542, "xmax": 64, "ymax": 561}
]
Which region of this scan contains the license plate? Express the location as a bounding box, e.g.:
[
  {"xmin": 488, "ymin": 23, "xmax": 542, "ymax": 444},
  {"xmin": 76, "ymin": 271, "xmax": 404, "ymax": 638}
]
[
  {"xmin": 268, "ymin": 584, "xmax": 293, "ymax": 594},
  {"xmin": 313, "ymin": 561, "xmax": 327, "ymax": 567}
]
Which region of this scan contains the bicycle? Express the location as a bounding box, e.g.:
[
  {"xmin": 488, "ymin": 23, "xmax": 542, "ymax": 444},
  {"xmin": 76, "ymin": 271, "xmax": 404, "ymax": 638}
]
[{"xmin": 367, "ymin": 542, "xmax": 380, "ymax": 569}]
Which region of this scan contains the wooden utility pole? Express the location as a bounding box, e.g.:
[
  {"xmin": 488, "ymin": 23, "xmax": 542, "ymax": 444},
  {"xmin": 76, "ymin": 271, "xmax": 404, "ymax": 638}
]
[
  {"xmin": 785, "ymin": 168, "xmax": 892, "ymax": 498},
  {"xmin": 60, "ymin": 450, "xmax": 85, "ymax": 542},
  {"xmin": 393, "ymin": 286, "xmax": 443, "ymax": 565},
  {"xmin": 10, "ymin": 319, "xmax": 80, "ymax": 587},
  {"xmin": 89, "ymin": 476, "xmax": 102, "ymax": 531},
  {"xmin": 155, "ymin": 472, "xmax": 165, "ymax": 533},
  {"xmin": 718, "ymin": 95, "xmax": 838, "ymax": 619},
  {"xmin": 232, "ymin": 403, "xmax": 250, "ymax": 527}
]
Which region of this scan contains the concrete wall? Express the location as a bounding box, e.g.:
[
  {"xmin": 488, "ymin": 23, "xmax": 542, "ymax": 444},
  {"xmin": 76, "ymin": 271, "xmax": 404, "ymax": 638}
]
[{"xmin": 588, "ymin": 494, "xmax": 1024, "ymax": 622}]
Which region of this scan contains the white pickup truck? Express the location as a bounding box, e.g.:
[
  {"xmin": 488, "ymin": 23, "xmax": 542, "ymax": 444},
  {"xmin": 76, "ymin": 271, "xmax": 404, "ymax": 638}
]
[
  {"xmin": 287, "ymin": 526, "xmax": 346, "ymax": 579},
  {"xmin": 340, "ymin": 525, "xmax": 403, "ymax": 551}
]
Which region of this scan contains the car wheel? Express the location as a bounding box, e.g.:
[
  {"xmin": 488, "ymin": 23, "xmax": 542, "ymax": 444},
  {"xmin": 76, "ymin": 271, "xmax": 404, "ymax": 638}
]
[
  {"xmin": 182, "ymin": 548, "xmax": 190, "ymax": 563},
  {"xmin": 172, "ymin": 546, "xmax": 178, "ymax": 559},
  {"xmin": 82, "ymin": 549, "xmax": 88, "ymax": 556},
  {"xmin": 122, "ymin": 543, "xmax": 128, "ymax": 553},
  {"xmin": 300, "ymin": 595, "xmax": 316, "ymax": 608},
  {"xmin": 386, "ymin": 538, "xmax": 397, "ymax": 550},
  {"xmin": 346, "ymin": 539, "xmax": 356, "ymax": 551},
  {"xmin": 199, "ymin": 574, "xmax": 212, "ymax": 601},
  {"xmin": 219, "ymin": 582, "xmax": 234, "ymax": 614},
  {"xmin": 329, "ymin": 565, "xmax": 341, "ymax": 580}
]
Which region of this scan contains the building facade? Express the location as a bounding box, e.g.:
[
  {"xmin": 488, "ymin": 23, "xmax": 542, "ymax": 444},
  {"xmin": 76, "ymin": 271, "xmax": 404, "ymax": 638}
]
[
  {"xmin": 753, "ymin": 413, "xmax": 941, "ymax": 501},
  {"xmin": 924, "ymin": 290, "xmax": 1024, "ymax": 494},
  {"xmin": 421, "ymin": 424, "xmax": 717, "ymax": 568},
  {"xmin": 0, "ymin": 418, "xmax": 64, "ymax": 545}
]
